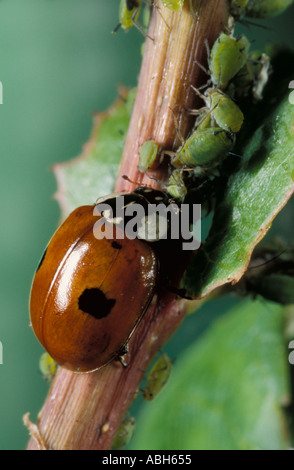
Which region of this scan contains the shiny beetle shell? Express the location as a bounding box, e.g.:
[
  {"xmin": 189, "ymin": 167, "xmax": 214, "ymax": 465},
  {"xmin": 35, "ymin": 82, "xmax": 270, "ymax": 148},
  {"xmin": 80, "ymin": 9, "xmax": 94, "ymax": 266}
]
[{"xmin": 30, "ymin": 204, "xmax": 158, "ymax": 373}]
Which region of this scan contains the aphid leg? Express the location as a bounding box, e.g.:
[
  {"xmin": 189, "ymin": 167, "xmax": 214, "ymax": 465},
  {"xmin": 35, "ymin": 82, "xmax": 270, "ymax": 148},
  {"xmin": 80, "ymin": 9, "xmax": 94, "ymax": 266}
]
[
  {"xmin": 195, "ymin": 37, "xmax": 213, "ymax": 86},
  {"xmin": 194, "ymin": 58, "xmax": 210, "ymax": 76},
  {"xmin": 188, "ymin": 0, "xmax": 199, "ymax": 21},
  {"xmin": 214, "ymin": 129, "xmax": 236, "ymax": 146},
  {"xmin": 189, "ymin": 84, "xmax": 219, "ymax": 128},
  {"xmin": 204, "ymin": 38, "xmax": 211, "ymax": 62},
  {"xmin": 198, "ymin": 80, "xmax": 212, "ymax": 91},
  {"xmin": 228, "ymin": 151, "xmax": 243, "ymax": 159},
  {"xmin": 150, "ymin": 0, "xmax": 170, "ymax": 30},
  {"xmin": 163, "ymin": 149, "xmax": 176, "ymax": 161},
  {"xmin": 193, "ymin": 39, "xmax": 212, "ymax": 89},
  {"xmin": 132, "ymin": 7, "xmax": 154, "ymax": 40},
  {"xmin": 190, "ymin": 84, "xmax": 206, "ymax": 101},
  {"xmin": 169, "ymin": 106, "xmax": 185, "ymax": 145},
  {"xmin": 186, "ymin": 108, "xmax": 202, "ymax": 117},
  {"xmin": 112, "ymin": 22, "xmax": 122, "ymax": 34}
]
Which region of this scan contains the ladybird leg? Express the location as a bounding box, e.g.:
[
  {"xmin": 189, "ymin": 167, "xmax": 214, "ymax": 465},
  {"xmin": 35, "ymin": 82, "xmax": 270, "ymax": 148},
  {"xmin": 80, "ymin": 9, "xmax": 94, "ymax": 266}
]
[
  {"xmin": 116, "ymin": 344, "xmax": 129, "ymax": 368},
  {"xmin": 162, "ymin": 273, "xmax": 193, "ymax": 300},
  {"xmin": 168, "ymin": 286, "xmax": 193, "ymax": 300}
]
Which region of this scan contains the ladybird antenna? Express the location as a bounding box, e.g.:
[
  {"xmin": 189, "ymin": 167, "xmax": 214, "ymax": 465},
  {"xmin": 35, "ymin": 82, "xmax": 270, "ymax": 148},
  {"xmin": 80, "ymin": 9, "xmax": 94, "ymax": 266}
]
[
  {"xmin": 121, "ymin": 174, "xmax": 157, "ymax": 190},
  {"xmin": 122, "ymin": 175, "xmax": 141, "ymax": 186}
]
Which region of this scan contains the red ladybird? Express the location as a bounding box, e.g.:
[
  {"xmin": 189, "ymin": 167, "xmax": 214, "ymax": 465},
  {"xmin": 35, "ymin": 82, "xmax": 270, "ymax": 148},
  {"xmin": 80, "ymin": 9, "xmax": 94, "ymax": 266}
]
[{"xmin": 30, "ymin": 188, "xmax": 184, "ymax": 373}]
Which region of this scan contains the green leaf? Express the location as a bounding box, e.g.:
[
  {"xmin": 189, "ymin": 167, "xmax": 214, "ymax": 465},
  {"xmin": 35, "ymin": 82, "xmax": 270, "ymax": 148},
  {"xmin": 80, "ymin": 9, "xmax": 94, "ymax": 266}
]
[
  {"xmin": 52, "ymin": 88, "xmax": 135, "ymax": 219},
  {"xmin": 182, "ymin": 93, "xmax": 294, "ymax": 299},
  {"xmin": 131, "ymin": 300, "xmax": 290, "ymax": 450}
]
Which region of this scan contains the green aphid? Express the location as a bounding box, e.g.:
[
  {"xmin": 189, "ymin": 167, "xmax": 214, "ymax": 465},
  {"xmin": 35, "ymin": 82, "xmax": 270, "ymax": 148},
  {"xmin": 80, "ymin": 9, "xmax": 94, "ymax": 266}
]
[
  {"xmin": 205, "ymin": 89, "xmax": 244, "ymax": 134},
  {"xmin": 166, "ymin": 169, "xmax": 188, "ymax": 201},
  {"xmin": 210, "ymin": 32, "xmax": 251, "ymax": 90},
  {"xmin": 116, "ymin": 0, "xmax": 141, "ymax": 31},
  {"xmin": 114, "ymin": 0, "xmax": 151, "ymax": 39},
  {"xmin": 172, "ymin": 127, "xmax": 234, "ymax": 169},
  {"xmin": 190, "ymin": 86, "xmax": 244, "ymax": 134},
  {"xmin": 142, "ymin": 353, "xmax": 173, "ymax": 401},
  {"xmin": 39, "ymin": 352, "xmax": 57, "ymax": 382},
  {"xmin": 111, "ymin": 416, "xmax": 136, "ymax": 450},
  {"xmin": 243, "ymin": 0, "xmax": 294, "ymax": 18},
  {"xmin": 139, "ymin": 140, "xmax": 159, "ymax": 172},
  {"xmin": 162, "ymin": 0, "xmax": 184, "ymax": 11}
]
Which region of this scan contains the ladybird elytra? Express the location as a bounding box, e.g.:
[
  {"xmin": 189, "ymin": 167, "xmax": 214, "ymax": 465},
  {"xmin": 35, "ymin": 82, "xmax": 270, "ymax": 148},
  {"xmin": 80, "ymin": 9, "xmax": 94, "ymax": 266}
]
[{"xmin": 30, "ymin": 204, "xmax": 159, "ymax": 373}]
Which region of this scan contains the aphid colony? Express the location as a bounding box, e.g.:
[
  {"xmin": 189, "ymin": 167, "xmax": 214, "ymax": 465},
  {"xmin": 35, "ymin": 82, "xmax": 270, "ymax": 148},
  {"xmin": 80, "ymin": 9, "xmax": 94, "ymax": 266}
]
[
  {"xmin": 138, "ymin": 3, "xmax": 272, "ymax": 201},
  {"xmin": 115, "ymin": 0, "xmax": 294, "ymax": 37}
]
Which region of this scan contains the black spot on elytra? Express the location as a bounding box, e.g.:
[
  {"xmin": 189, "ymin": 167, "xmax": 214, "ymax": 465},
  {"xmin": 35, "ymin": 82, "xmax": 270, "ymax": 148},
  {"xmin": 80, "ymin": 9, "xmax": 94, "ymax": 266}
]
[
  {"xmin": 111, "ymin": 241, "xmax": 122, "ymax": 250},
  {"xmin": 78, "ymin": 288, "xmax": 116, "ymax": 320},
  {"xmin": 36, "ymin": 248, "xmax": 47, "ymax": 272}
]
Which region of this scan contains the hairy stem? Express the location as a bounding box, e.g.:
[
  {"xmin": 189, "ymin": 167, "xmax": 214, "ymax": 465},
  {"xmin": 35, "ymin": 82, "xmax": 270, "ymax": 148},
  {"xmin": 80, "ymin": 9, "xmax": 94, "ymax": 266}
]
[{"xmin": 26, "ymin": 0, "xmax": 228, "ymax": 451}]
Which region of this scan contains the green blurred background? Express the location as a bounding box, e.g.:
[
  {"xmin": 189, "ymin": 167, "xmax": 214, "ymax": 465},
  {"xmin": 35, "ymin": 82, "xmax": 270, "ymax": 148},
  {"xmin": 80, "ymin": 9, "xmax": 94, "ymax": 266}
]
[{"xmin": 0, "ymin": 0, "xmax": 294, "ymax": 450}]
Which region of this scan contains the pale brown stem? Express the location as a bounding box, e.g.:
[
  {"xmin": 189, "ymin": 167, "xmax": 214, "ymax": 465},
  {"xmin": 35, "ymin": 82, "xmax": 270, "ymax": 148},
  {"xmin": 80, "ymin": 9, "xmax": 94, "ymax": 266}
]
[
  {"xmin": 116, "ymin": 0, "xmax": 229, "ymax": 193},
  {"xmin": 26, "ymin": 0, "xmax": 228, "ymax": 451}
]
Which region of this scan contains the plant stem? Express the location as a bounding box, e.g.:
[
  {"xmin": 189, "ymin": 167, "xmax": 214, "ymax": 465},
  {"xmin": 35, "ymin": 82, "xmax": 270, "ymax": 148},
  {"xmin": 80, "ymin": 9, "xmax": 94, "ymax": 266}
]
[{"xmin": 26, "ymin": 0, "xmax": 228, "ymax": 451}]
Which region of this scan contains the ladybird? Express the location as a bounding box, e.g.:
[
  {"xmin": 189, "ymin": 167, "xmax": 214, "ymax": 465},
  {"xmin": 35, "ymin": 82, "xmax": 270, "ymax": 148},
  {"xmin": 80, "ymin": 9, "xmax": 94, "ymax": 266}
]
[{"xmin": 30, "ymin": 188, "xmax": 186, "ymax": 373}]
